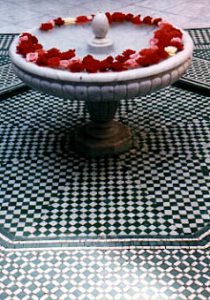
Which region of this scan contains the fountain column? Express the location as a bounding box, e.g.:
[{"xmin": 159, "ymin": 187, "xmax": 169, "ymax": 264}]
[{"xmin": 75, "ymin": 13, "xmax": 132, "ymax": 157}]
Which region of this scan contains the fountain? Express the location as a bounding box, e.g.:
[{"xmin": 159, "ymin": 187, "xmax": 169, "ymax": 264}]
[{"xmin": 9, "ymin": 12, "xmax": 193, "ymax": 157}]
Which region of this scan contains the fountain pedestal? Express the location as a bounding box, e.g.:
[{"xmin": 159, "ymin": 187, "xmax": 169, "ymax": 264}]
[{"xmin": 75, "ymin": 100, "xmax": 131, "ymax": 156}]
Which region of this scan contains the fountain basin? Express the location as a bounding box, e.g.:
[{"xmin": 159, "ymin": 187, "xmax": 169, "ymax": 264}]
[{"xmin": 10, "ymin": 31, "xmax": 193, "ymax": 99}]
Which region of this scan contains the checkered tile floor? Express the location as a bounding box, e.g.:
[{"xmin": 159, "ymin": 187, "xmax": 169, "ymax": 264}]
[
  {"xmin": 0, "ymin": 63, "xmax": 23, "ymax": 91},
  {"xmin": 178, "ymin": 28, "xmax": 210, "ymax": 92},
  {"xmin": 187, "ymin": 28, "xmax": 210, "ymax": 46},
  {"xmin": 183, "ymin": 57, "xmax": 210, "ymax": 86},
  {"xmin": 0, "ymin": 34, "xmax": 23, "ymax": 94},
  {"xmin": 0, "ymin": 86, "xmax": 209, "ymax": 247},
  {"xmin": 0, "ymin": 249, "xmax": 209, "ymax": 300}
]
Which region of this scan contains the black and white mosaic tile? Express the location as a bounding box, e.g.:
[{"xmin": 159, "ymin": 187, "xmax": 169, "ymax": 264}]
[
  {"xmin": 0, "ymin": 34, "xmax": 24, "ymax": 95},
  {"xmin": 187, "ymin": 28, "xmax": 210, "ymax": 46},
  {"xmin": 0, "ymin": 248, "xmax": 209, "ymax": 300},
  {"xmin": 179, "ymin": 28, "xmax": 210, "ymax": 92},
  {"xmin": 0, "ymin": 34, "xmax": 17, "ymax": 56},
  {"xmin": 0, "ymin": 86, "xmax": 209, "ymax": 248},
  {"xmin": 182, "ymin": 57, "xmax": 210, "ymax": 87},
  {"xmin": 0, "ymin": 63, "xmax": 23, "ymax": 92}
]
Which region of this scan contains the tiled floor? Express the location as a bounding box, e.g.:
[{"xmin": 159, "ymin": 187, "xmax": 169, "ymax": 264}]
[
  {"xmin": 0, "ymin": 85, "xmax": 210, "ymax": 248},
  {"xmin": 1, "ymin": 249, "xmax": 209, "ymax": 300},
  {"xmin": 0, "ymin": 0, "xmax": 209, "ymax": 32},
  {"xmin": 0, "ymin": 1, "xmax": 210, "ymax": 299}
]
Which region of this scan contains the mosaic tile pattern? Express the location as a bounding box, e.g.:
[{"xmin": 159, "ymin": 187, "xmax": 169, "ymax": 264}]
[
  {"xmin": 187, "ymin": 27, "xmax": 210, "ymax": 62},
  {"xmin": 0, "ymin": 34, "xmax": 24, "ymax": 94},
  {"xmin": 0, "ymin": 154, "xmax": 209, "ymax": 240},
  {"xmin": 0, "ymin": 86, "xmax": 209, "ymax": 247},
  {"xmin": 0, "ymin": 249, "xmax": 209, "ymax": 300},
  {"xmin": 0, "ymin": 34, "xmax": 17, "ymax": 71},
  {"xmin": 193, "ymin": 48, "xmax": 210, "ymax": 61},
  {"xmin": 0, "ymin": 34, "xmax": 17, "ymax": 52},
  {"xmin": 0, "ymin": 34, "xmax": 16, "ymax": 70},
  {"xmin": 0, "ymin": 63, "xmax": 23, "ymax": 91},
  {"xmin": 179, "ymin": 28, "xmax": 210, "ymax": 92},
  {"xmin": 182, "ymin": 57, "xmax": 210, "ymax": 86},
  {"xmin": 187, "ymin": 28, "xmax": 210, "ymax": 46}
]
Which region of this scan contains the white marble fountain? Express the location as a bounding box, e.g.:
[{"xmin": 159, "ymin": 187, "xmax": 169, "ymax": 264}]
[{"xmin": 9, "ymin": 13, "xmax": 193, "ymax": 157}]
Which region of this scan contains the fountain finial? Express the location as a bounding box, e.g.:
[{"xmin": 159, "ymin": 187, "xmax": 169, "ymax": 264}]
[
  {"xmin": 92, "ymin": 12, "xmax": 109, "ymax": 39},
  {"xmin": 88, "ymin": 12, "xmax": 113, "ymax": 50}
]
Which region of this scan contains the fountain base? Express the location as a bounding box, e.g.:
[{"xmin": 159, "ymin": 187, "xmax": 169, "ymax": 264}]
[{"xmin": 75, "ymin": 120, "xmax": 132, "ymax": 157}]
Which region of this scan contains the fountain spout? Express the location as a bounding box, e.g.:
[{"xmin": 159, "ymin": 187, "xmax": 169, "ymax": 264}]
[{"xmin": 88, "ymin": 12, "xmax": 113, "ymax": 52}]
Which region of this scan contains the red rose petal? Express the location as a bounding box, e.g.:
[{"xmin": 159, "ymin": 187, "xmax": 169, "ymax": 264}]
[
  {"xmin": 69, "ymin": 61, "xmax": 84, "ymax": 72},
  {"xmin": 99, "ymin": 56, "xmax": 114, "ymax": 72},
  {"xmin": 40, "ymin": 22, "xmax": 54, "ymax": 31},
  {"xmin": 46, "ymin": 48, "xmax": 61, "ymax": 59},
  {"xmin": 122, "ymin": 49, "xmax": 136, "ymax": 57},
  {"xmin": 111, "ymin": 61, "xmax": 125, "ymax": 71},
  {"xmin": 125, "ymin": 13, "xmax": 134, "ymax": 22},
  {"xmin": 76, "ymin": 16, "xmax": 90, "ymax": 23},
  {"xmin": 111, "ymin": 12, "xmax": 126, "ymax": 22},
  {"xmin": 60, "ymin": 49, "xmax": 76, "ymax": 60},
  {"xmin": 132, "ymin": 15, "xmax": 142, "ymax": 25},
  {"xmin": 143, "ymin": 16, "xmax": 152, "ymax": 25},
  {"xmin": 47, "ymin": 57, "xmax": 61, "ymax": 68},
  {"xmin": 54, "ymin": 17, "xmax": 65, "ymax": 26}
]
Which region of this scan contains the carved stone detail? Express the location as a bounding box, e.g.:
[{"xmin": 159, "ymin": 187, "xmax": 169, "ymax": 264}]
[{"xmin": 13, "ymin": 57, "xmax": 191, "ymax": 102}]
